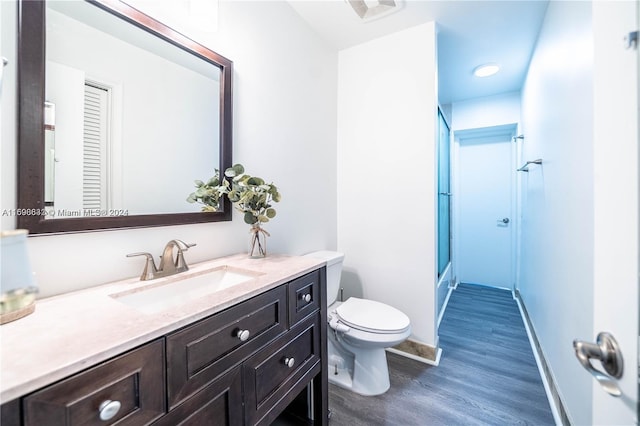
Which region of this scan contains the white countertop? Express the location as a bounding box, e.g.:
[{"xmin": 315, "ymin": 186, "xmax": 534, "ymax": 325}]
[{"xmin": 0, "ymin": 253, "xmax": 325, "ymax": 403}]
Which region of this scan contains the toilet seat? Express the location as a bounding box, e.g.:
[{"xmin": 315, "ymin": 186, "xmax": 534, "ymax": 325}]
[{"xmin": 335, "ymin": 298, "xmax": 410, "ymax": 334}]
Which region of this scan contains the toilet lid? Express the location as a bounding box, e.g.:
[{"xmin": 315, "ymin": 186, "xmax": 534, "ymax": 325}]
[{"xmin": 335, "ymin": 298, "xmax": 410, "ymax": 334}]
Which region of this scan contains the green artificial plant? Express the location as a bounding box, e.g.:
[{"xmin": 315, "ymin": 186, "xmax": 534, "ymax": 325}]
[
  {"xmin": 219, "ymin": 164, "xmax": 281, "ymax": 225},
  {"xmin": 188, "ymin": 164, "xmax": 281, "ymax": 257},
  {"xmin": 186, "ymin": 169, "xmax": 224, "ymax": 212}
]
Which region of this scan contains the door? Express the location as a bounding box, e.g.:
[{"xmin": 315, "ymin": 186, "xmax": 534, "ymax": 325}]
[
  {"xmin": 581, "ymin": 1, "xmax": 638, "ymax": 424},
  {"xmin": 455, "ymin": 126, "xmax": 515, "ymax": 289}
]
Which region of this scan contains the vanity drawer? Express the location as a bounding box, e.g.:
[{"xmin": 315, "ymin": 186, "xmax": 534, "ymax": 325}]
[
  {"xmin": 166, "ymin": 285, "xmax": 287, "ymax": 408},
  {"xmin": 243, "ymin": 314, "xmax": 322, "ymax": 426},
  {"xmin": 23, "ymin": 339, "xmax": 165, "ymax": 426},
  {"xmin": 288, "ymin": 269, "xmax": 321, "ymax": 326}
]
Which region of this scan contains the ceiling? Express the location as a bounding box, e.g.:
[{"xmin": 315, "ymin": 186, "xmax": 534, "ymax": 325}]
[{"xmin": 287, "ymin": 0, "xmax": 549, "ymax": 104}]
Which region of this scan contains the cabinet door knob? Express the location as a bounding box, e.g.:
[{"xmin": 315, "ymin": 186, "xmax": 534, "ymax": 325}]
[
  {"xmin": 236, "ymin": 329, "xmax": 250, "ymax": 342},
  {"xmin": 284, "ymin": 357, "xmax": 295, "ymax": 368},
  {"xmin": 98, "ymin": 400, "xmax": 121, "ymax": 421},
  {"xmin": 302, "ymin": 293, "xmax": 311, "ymax": 303}
]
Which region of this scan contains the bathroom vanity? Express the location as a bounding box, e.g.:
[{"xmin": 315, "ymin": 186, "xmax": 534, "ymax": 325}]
[{"xmin": 0, "ymin": 254, "xmax": 328, "ymax": 426}]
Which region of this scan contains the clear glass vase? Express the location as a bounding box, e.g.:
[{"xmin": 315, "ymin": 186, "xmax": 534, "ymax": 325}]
[{"xmin": 248, "ymin": 224, "xmax": 269, "ymax": 258}]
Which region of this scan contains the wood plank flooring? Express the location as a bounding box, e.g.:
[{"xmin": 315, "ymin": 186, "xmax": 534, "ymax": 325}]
[{"xmin": 327, "ymin": 283, "xmax": 555, "ymax": 425}]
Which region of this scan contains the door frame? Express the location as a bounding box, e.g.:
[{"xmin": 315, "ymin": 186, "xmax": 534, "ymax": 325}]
[{"xmin": 452, "ymin": 123, "xmax": 518, "ymax": 291}]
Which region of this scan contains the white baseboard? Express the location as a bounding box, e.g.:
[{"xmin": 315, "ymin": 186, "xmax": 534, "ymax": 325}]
[
  {"xmin": 437, "ymin": 285, "xmax": 454, "ymax": 328},
  {"xmin": 513, "ymin": 290, "xmax": 567, "ymax": 426}
]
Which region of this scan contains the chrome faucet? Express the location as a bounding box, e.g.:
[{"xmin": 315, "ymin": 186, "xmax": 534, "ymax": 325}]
[{"xmin": 127, "ymin": 239, "xmax": 196, "ymax": 281}]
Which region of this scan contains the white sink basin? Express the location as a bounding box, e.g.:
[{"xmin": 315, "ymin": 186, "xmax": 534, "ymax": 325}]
[{"xmin": 111, "ymin": 266, "xmax": 263, "ymax": 314}]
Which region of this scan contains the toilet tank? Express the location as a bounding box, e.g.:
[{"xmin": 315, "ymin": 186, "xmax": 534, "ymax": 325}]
[{"xmin": 304, "ymin": 251, "xmax": 345, "ymax": 306}]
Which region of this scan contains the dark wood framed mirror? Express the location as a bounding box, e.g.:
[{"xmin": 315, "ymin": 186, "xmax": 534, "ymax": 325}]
[{"xmin": 17, "ymin": 0, "xmax": 233, "ymax": 234}]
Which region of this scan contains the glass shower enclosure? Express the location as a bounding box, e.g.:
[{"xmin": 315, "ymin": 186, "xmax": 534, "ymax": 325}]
[{"xmin": 437, "ymin": 109, "xmax": 451, "ymax": 277}]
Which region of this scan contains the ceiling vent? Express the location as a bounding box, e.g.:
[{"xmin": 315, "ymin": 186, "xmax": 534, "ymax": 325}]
[{"xmin": 347, "ymin": 0, "xmax": 399, "ymax": 21}]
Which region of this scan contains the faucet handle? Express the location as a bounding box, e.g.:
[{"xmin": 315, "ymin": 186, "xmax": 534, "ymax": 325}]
[
  {"xmin": 173, "ymin": 240, "xmax": 196, "ymax": 251},
  {"xmin": 126, "ymin": 252, "xmax": 158, "ymax": 281},
  {"xmin": 172, "ymin": 241, "xmax": 196, "ymax": 272},
  {"xmin": 126, "ymin": 251, "xmax": 155, "ymax": 259}
]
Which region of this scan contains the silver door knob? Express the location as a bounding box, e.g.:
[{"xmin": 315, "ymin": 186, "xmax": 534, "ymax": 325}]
[
  {"xmin": 573, "ymin": 332, "xmax": 623, "ymax": 396},
  {"xmin": 284, "ymin": 357, "xmax": 295, "ymax": 368},
  {"xmin": 301, "ymin": 293, "xmax": 311, "ymax": 303},
  {"xmin": 498, "ymin": 218, "xmax": 510, "ymax": 224}
]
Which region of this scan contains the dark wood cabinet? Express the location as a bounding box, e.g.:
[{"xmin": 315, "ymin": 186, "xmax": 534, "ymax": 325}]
[
  {"xmin": 288, "ymin": 269, "xmax": 321, "ymax": 326},
  {"xmin": 244, "ymin": 314, "xmax": 322, "ymax": 426},
  {"xmin": 0, "ymin": 398, "xmax": 21, "ymax": 426},
  {"xmin": 23, "ymin": 339, "xmax": 165, "ymax": 426},
  {"xmin": 3, "ymin": 267, "xmax": 328, "ymax": 426},
  {"xmin": 154, "ymin": 367, "xmax": 243, "ymax": 426},
  {"xmin": 166, "ymin": 286, "xmax": 287, "ymax": 409}
]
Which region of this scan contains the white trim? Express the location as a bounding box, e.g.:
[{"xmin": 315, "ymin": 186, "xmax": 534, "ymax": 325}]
[
  {"xmin": 513, "ymin": 291, "xmax": 563, "ymax": 426},
  {"xmin": 437, "ymin": 285, "xmax": 453, "ymax": 328}
]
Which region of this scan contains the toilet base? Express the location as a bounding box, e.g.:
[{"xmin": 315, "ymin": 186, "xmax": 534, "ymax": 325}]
[
  {"xmin": 328, "ymin": 337, "xmax": 392, "ymax": 396},
  {"xmin": 328, "ymin": 365, "xmax": 353, "ymax": 390}
]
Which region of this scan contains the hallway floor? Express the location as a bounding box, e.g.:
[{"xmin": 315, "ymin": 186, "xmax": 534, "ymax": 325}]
[{"xmin": 327, "ymin": 283, "xmax": 555, "ymax": 425}]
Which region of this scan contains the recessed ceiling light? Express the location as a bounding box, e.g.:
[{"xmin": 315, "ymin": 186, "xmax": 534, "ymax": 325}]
[{"xmin": 473, "ymin": 63, "xmax": 500, "ymax": 77}]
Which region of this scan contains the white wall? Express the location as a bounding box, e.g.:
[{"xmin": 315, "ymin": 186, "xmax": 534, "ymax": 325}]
[
  {"xmin": 450, "ymin": 92, "xmax": 521, "ymax": 132},
  {"xmin": 519, "ymin": 2, "xmax": 594, "ymax": 424},
  {"xmin": 46, "ymin": 61, "xmax": 85, "ymax": 212},
  {"xmin": 1, "ymin": 1, "xmax": 338, "ymax": 297},
  {"xmin": 337, "ymin": 22, "xmax": 438, "ymax": 347}
]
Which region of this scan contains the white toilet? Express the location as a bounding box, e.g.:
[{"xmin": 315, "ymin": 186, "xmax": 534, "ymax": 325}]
[{"xmin": 305, "ymin": 251, "xmax": 411, "ymax": 396}]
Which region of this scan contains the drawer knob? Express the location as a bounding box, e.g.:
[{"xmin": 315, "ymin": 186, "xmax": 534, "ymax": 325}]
[
  {"xmin": 284, "ymin": 357, "xmax": 295, "ymax": 368},
  {"xmin": 236, "ymin": 329, "xmax": 250, "ymax": 342},
  {"xmin": 301, "ymin": 293, "xmax": 311, "ymax": 303},
  {"xmin": 98, "ymin": 400, "xmax": 121, "ymax": 421}
]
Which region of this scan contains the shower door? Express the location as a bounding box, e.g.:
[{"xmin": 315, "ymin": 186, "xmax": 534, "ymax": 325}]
[{"xmin": 437, "ymin": 109, "xmax": 451, "ymax": 277}]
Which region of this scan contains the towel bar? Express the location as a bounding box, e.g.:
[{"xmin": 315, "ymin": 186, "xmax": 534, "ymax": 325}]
[{"xmin": 517, "ymin": 159, "xmax": 543, "ymax": 172}]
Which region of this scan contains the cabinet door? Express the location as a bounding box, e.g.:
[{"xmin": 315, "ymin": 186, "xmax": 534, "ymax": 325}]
[
  {"xmin": 288, "ymin": 269, "xmax": 321, "ymax": 326},
  {"xmin": 24, "ymin": 340, "xmax": 165, "ymax": 426},
  {"xmin": 244, "ymin": 314, "xmax": 322, "ymax": 426},
  {"xmin": 166, "ymin": 286, "xmax": 287, "ymax": 408},
  {"xmin": 153, "ymin": 367, "xmax": 242, "ymax": 426}
]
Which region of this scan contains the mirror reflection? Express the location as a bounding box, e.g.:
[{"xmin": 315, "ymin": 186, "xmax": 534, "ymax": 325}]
[{"xmin": 45, "ymin": 0, "xmax": 220, "ymax": 217}]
